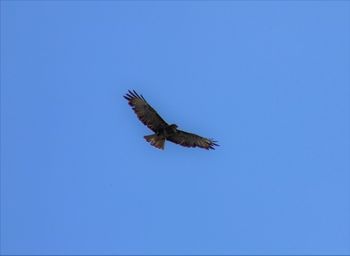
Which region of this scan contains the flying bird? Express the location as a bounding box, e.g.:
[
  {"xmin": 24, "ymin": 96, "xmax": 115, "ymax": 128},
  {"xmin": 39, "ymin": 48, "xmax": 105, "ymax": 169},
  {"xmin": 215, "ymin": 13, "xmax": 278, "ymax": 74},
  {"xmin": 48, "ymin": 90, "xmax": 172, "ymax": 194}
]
[{"xmin": 124, "ymin": 90, "xmax": 219, "ymax": 150}]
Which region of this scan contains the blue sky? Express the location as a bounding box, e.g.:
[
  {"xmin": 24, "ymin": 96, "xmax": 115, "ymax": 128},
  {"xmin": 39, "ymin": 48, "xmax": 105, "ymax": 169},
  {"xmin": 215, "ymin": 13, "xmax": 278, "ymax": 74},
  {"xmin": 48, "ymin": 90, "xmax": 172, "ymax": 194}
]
[{"xmin": 1, "ymin": 1, "xmax": 350, "ymax": 255}]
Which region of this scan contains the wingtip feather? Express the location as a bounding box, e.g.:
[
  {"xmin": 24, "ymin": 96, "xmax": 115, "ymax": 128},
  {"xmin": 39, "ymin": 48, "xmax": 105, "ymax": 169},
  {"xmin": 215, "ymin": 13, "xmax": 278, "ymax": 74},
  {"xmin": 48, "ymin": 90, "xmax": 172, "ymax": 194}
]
[{"xmin": 124, "ymin": 90, "xmax": 147, "ymax": 103}]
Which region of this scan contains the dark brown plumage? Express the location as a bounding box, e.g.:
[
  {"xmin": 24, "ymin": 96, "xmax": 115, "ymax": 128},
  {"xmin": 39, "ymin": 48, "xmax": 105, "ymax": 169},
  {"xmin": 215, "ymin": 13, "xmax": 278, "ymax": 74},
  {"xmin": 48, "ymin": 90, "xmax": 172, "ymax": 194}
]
[{"xmin": 124, "ymin": 90, "xmax": 219, "ymax": 150}]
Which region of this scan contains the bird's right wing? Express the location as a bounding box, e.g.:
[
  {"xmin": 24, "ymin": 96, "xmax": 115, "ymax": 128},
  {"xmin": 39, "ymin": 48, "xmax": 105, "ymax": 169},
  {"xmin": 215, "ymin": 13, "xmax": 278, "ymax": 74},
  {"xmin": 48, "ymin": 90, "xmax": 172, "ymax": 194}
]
[
  {"xmin": 124, "ymin": 90, "xmax": 168, "ymax": 132},
  {"xmin": 167, "ymin": 130, "xmax": 219, "ymax": 150}
]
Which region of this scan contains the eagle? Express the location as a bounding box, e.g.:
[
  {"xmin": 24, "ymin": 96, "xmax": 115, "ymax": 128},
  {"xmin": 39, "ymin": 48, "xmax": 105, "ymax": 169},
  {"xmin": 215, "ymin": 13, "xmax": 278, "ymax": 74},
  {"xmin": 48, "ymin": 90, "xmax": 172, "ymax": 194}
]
[{"xmin": 124, "ymin": 90, "xmax": 219, "ymax": 150}]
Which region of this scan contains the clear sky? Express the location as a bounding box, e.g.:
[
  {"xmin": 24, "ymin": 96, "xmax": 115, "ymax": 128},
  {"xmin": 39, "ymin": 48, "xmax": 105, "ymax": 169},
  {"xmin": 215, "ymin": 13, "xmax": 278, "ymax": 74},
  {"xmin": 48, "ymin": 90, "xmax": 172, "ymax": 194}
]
[{"xmin": 1, "ymin": 1, "xmax": 350, "ymax": 255}]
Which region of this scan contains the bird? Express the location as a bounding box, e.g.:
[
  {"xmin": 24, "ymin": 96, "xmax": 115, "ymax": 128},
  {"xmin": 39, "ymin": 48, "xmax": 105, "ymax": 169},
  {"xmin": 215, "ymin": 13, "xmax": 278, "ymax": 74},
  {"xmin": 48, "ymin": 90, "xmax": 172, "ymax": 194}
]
[{"xmin": 124, "ymin": 90, "xmax": 219, "ymax": 150}]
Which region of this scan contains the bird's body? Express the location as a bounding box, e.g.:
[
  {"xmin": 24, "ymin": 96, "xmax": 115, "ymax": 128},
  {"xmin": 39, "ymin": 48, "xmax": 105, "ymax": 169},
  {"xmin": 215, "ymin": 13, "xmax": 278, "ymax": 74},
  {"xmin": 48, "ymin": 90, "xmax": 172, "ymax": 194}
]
[{"xmin": 124, "ymin": 90, "xmax": 218, "ymax": 150}]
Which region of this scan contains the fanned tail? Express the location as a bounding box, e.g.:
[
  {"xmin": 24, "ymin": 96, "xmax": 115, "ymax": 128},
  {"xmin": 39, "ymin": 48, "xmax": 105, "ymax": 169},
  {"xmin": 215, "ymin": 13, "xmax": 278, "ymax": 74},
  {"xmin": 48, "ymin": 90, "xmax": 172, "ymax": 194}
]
[{"xmin": 144, "ymin": 134, "xmax": 165, "ymax": 150}]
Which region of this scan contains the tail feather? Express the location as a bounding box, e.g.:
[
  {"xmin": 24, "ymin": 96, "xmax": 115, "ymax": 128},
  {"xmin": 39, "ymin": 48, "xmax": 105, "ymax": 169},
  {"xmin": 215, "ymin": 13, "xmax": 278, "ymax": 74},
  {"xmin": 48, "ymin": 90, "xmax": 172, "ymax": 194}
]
[{"xmin": 144, "ymin": 134, "xmax": 165, "ymax": 150}]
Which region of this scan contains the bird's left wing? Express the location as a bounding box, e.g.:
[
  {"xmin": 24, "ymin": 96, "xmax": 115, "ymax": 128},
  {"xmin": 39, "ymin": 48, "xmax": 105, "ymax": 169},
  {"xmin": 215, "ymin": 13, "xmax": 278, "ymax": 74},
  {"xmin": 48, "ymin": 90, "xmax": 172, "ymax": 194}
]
[
  {"xmin": 124, "ymin": 90, "xmax": 169, "ymax": 132},
  {"xmin": 167, "ymin": 130, "xmax": 219, "ymax": 150}
]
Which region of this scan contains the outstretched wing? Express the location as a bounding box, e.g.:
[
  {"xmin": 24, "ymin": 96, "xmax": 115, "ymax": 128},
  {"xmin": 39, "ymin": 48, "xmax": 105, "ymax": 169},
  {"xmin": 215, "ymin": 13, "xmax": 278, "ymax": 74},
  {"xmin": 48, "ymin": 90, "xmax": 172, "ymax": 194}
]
[
  {"xmin": 167, "ymin": 130, "xmax": 219, "ymax": 150},
  {"xmin": 124, "ymin": 90, "xmax": 168, "ymax": 132}
]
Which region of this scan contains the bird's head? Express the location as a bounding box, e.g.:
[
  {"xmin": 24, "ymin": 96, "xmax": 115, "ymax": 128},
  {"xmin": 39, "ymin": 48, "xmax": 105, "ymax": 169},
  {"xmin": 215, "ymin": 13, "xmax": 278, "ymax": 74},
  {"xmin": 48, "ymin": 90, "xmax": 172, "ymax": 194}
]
[{"xmin": 169, "ymin": 124, "xmax": 178, "ymax": 131}]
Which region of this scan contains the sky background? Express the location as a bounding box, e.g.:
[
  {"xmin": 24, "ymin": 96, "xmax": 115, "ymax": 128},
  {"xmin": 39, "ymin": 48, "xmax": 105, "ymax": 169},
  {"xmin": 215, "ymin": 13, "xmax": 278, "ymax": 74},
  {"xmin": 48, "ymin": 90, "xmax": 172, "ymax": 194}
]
[{"xmin": 1, "ymin": 1, "xmax": 350, "ymax": 255}]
